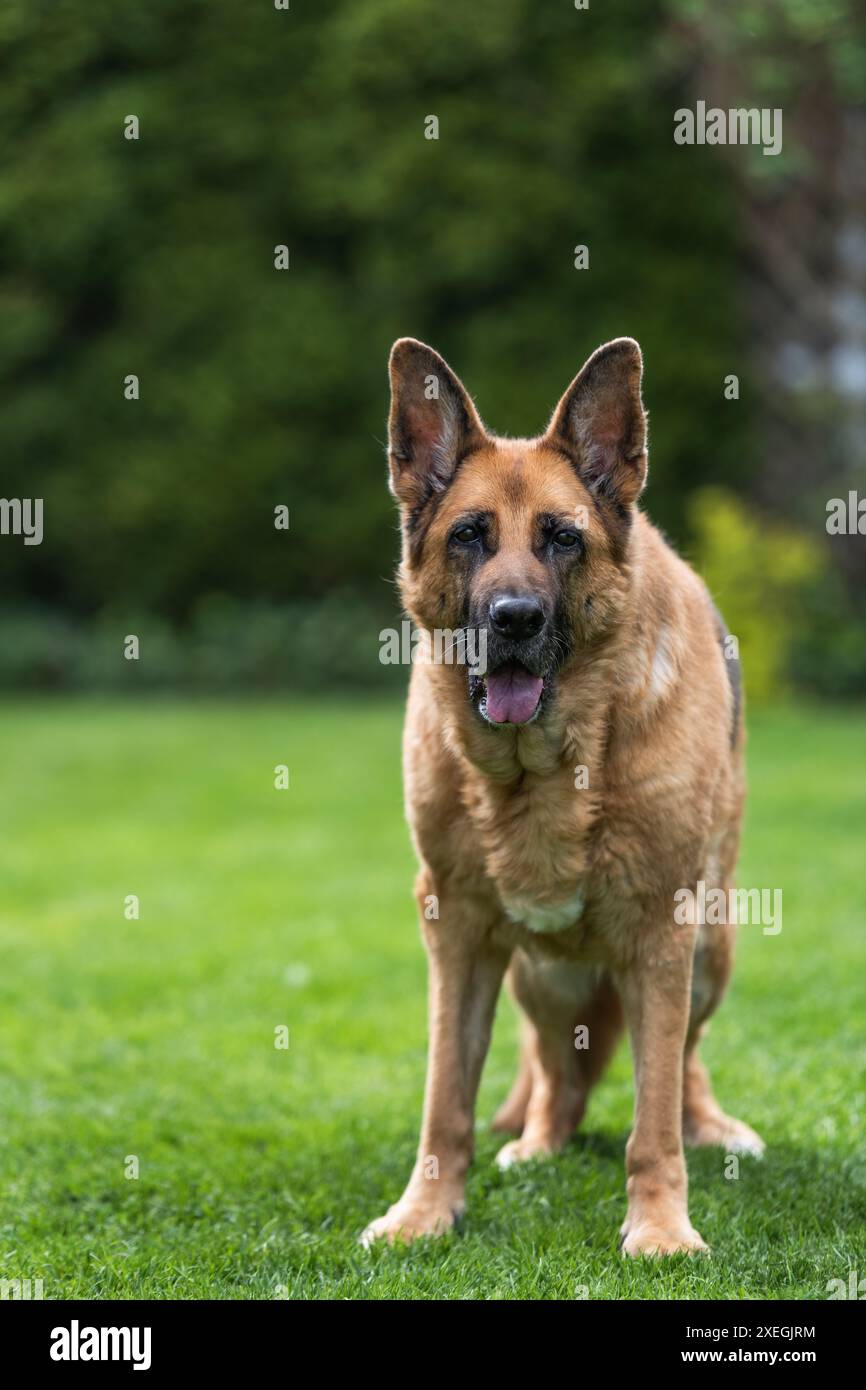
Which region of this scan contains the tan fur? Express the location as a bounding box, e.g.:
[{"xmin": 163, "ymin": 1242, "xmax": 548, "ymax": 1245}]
[{"xmin": 362, "ymin": 338, "xmax": 763, "ymax": 1257}]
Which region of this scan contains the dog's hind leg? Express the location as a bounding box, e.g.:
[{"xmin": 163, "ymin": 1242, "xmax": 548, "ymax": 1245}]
[
  {"xmin": 491, "ymin": 1012, "xmax": 534, "ymax": 1134},
  {"xmin": 575, "ymin": 970, "xmax": 624, "ymax": 1095},
  {"xmin": 494, "ymin": 957, "xmax": 622, "ymax": 1167},
  {"xmin": 682, "ymin": 921, "xmax": 765, "ymax": 1156},
  {"xmin": 683, "ymin": 1038, "xmax": 764, "ymax": 1156}
]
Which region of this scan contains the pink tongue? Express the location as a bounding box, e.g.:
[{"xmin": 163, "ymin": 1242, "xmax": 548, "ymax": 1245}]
[{"xmin": 486, "ymin": 665, "xmax": 544, "ymax": 725}]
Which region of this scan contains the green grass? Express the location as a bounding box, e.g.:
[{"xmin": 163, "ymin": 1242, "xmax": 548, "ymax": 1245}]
[{"xmin": 0, "ymin": 698, "xmax": 864, "ymax": 1300}]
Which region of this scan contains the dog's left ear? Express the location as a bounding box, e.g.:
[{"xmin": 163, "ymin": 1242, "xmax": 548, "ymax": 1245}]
[
  {"xmin": 387, "ymin": 338, "xmax": 486, "ymax": 509},
  {"xmin": 545, "ymin": 338, "xmax": 648, "ymax": 506}
]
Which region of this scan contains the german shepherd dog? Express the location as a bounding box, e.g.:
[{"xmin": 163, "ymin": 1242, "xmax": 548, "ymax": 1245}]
[{"xmin": 362, "ymin": 337, "xmax": 764, "ymax": 1257}]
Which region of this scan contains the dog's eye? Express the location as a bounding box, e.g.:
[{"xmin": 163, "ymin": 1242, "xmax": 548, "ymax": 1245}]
[
  {"xmin": 553, "ymin": 529, "xmax": 580, "ymax": 549},
  {"xmin": 453, "ymin": 523, "xmax": 480, "ymax": 545}
]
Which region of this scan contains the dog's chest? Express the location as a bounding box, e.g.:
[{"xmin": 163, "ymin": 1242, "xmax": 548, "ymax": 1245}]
[
  {"xmin": 463, "ymin": 760, "xmax": 597, "ymax": 935},
  {"xmin": 500, "ymin": 885, "xmax": 587, "ymax": 934}
]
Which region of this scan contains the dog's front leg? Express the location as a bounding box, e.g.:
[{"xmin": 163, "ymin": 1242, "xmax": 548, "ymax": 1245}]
[
  {"xmin": 362, "ymin": 885, "xmax": 508, "ymax": 1245},
  {"xmin": 618, "ymin": 928, "xmax": 708, "ymax": 1257}
]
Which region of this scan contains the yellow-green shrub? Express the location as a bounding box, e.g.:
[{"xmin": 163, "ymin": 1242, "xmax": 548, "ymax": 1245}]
[{"xmin": 687, "ymin": 488, "xmax": 825, "ymax": 703}]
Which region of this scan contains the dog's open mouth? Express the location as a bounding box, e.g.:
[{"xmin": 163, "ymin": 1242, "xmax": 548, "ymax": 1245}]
[{"xmin": 471, "ymin": 661, "xmax": 547, "ymax": 726}]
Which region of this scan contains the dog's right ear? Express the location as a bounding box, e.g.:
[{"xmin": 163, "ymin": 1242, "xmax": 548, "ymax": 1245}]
[{"xmin": 387, "ymin": 339, "xmax": 486, "ymax": 508}]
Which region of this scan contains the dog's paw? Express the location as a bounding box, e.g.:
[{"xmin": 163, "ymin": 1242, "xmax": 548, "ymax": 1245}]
[
  {"xmin": 684, "ymin": 1113, "xmax": 765, "ymax": 1158},
  {"xmin": 620, "ymin": 1217, "xmax": 709, "ymax": 1259},
  {"xmin": 359, "ymin": 1199, "xmax": 460, "ymax": 1247},
  {"xmin": 494, "ymin": 1137, "xmax": 558, "ymax": 1170}
]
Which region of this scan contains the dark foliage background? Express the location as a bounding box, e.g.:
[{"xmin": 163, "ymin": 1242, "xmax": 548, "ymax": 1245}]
[{"xmin": 0, "ymin": 0, "xmax": 863, "ymax": 693}]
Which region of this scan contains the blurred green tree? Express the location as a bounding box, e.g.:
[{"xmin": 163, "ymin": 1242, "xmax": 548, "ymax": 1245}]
[
  {"xmin": 0, "ymin": 0, "xmax": 744, "ymax": 620},
  {"xmin": 0, "ymin": 0, "xmax": 862, "ymax": 695}
]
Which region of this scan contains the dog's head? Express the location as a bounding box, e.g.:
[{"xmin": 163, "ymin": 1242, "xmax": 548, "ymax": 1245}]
[{"xmin": 387, "ymin": 337, "xmax": 648, "ymax": 728}]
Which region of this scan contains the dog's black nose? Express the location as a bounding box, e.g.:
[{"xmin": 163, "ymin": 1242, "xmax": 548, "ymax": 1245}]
[{"xmin": 489, "ymin": 595, "xmax": 545, "ymax": 641}]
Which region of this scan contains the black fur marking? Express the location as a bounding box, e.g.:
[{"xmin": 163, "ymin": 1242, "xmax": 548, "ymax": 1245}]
[
  {"xmin": 547, "ymin": 445, "xmax": 632, "ymax": 563},
  {"xmin": 404, "ymin": 450, "xmax": 479, "ymax": 565},
  {"xmin": 405, "ymin": 491, "xmax": 443, "ymax": 568}
]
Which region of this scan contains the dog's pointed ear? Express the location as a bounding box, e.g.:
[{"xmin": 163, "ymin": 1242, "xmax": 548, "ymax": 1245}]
[
  {"xmin": 545, "ymin": 338, "xmax": 648, "ymax": 506},
  {"xmin": 387, "ymin": 338, "xmax": 486, "ymax": 508}
]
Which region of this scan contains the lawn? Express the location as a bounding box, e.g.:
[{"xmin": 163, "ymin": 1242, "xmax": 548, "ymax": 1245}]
[{"xmin": 0, "ymin": 698, "xmax": 863, "ymax": 1300}]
